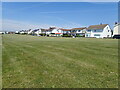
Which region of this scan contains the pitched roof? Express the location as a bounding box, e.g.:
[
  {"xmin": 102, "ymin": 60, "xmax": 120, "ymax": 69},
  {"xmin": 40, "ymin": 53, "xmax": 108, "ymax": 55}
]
[
  {"xmin": 41, "ymin": 27, "xmax": 56, "ymax": 31},
  {"xmin": 41, "ymin": 29, "xmax": 47, "ymax": 31},
  {"xmin": 71, "ymin": 27, "xmax": 86, "ymax": 30},
  {"xmin": 45, "ymin": 29, "xmax": 53, "ymax": 31},
  {"xmin": 41, "ymin": 29, "xmax": 52, "ymax": 31},
  {"xmin": 87, "ymin": 24, "xmax": 108, "ymax": 30},
  {"xmin": 33, "ymin": 29, "xmax": 40, "ymax": 32},
  {"xmin": 60, "ymin": 28, "xmax": 72, "ymax": 31}
]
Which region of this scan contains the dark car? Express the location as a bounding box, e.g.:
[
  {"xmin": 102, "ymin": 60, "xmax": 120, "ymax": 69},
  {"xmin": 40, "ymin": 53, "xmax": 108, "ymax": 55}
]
[{"xmin": 113, "ymin": 35, "xmax": 120, "ymax": 39}]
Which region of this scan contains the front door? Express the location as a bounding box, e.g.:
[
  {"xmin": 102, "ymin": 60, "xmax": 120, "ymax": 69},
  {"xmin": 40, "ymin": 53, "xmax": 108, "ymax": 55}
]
[{"xmin": 86, "ymin": 34, "xmax": 90, "ymax": 37}]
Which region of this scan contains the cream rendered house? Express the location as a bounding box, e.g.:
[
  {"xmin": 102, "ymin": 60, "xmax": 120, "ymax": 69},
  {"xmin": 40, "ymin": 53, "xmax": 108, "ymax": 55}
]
[{"xmin": 113, "ymin": 23, "xmax": 120, "ymax": 36}]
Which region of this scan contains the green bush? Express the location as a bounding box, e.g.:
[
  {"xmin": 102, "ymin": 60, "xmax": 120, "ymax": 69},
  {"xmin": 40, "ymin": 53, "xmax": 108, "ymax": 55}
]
[
  {"xmin": 76, "ymin": 35, "xmax": 85, "ymax": 37},
  {"xmin": 39, "ymin": 33, "xmax": 46, "ymax": 36},
  {"xmin": 62, "ymin": 34, "xmax": 72, "ymax": 37}
]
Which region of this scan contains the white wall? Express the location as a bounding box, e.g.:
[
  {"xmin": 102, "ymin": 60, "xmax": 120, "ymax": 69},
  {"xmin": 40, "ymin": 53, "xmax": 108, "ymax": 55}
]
[
  {"xmin": 76, "ymin": 30, "xmax": 82, "ymax": 33},
  {"xmin": 85, "ymin": 25, "xmax": 112, "ymax": 38},
  {"xmin": 76, "ymin": 29, "xmax": 86, "ymax": 33},
  {"xmin": 52, "ymin": 29, "xmax": 63, "ymax": 34},
  {"xmin": 90, "ymin": 32, "xmax": 102, "ymax": 38},
  {"xmin": 34, "ymin": 29, "xmax": 42, "ymax": 35},
  {"xmin": 28, "ymin": 30, "xmax": 33, "ymax": 34},
  {"xmin": 46, "ymin": 30, "xmax": 51, "ymax": 34},
  {"xmin": 101, "ymin": 25, "xmax": 112, "ymax": 38}
]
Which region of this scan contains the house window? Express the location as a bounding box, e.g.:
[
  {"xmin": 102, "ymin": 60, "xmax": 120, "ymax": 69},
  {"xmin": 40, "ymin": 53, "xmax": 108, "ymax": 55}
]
[
  {"xmin": 93, "ymin": 29, "xmax": 103, "ymax": 32},
  {"xmin": 94, "ymin": 30, "xmax": 97, "ymax": 32},
  {"xmin": 94, "ymin": 34, "xmax": 100, "ymax": 36},
  {"xmin": 72, "ymin": 30, "xmax": 76, "ymax": 32},
  {"xmin": 86, "ymin": 34, "xmax": 90, "ymax": 37},
  {"xmin": 78, "ymin": 30, "xmax": 81, "ymax": 32},
  {"xmin": 108, "ymin": 30, "xmax": 109, "ymax": 32},
  {"xmin": 87, "ymin": 30, "xmax": 91, "ymax": 32}
]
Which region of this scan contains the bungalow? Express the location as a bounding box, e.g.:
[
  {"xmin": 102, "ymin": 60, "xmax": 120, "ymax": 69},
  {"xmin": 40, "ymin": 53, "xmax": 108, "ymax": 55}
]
[
  {"xmin": 113, "ymin": 22, "xmax": 120, "ymax": 36},
  {"xmin": 85, "ymin": 24, "xmax": 112, "ymax": 38},
  {"xmin": 71, "ymin": 27, "xmax": 87, "ymax": 37}
]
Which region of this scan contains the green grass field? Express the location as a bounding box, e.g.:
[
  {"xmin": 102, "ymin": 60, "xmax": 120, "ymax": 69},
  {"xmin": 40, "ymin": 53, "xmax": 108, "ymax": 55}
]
[{"xmin": 2, "ymin": 34, "xmax": 118, "ymax": 88}]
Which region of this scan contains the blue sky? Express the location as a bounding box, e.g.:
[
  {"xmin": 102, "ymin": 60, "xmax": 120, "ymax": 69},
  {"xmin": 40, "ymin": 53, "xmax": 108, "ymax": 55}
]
[{"xmin": 2, "ymin": 2, "xmax": 118, "ymax": 31}]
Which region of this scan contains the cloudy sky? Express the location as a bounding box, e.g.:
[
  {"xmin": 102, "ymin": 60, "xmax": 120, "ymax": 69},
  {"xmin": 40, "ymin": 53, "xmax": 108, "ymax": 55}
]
[{"xmin": 2, "ymin": 1, "xmax": 118, "ymax": 31}]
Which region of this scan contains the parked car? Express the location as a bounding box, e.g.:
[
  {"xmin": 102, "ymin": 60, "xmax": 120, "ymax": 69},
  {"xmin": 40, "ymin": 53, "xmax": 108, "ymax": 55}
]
[{"xmin": 113, "ymin": 35, "xmax": 120, "ymax": 39}]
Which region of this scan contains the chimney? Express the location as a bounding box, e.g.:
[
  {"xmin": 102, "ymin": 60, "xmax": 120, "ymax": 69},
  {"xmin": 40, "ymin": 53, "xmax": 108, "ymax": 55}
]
[{"xmin": 115, "ymin": 22, "xmax": 118, "ymax": 25}]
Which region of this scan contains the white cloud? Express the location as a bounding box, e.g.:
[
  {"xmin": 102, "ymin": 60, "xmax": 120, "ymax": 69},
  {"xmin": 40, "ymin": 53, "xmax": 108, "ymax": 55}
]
[
  {"xmin": 2, "ymin": 0, "xmax": 119, "ymax": 2},
  {"xmin": 2, "ymin": 19, "xmax": 52, "ymax": 31},
  {"xmin": 53, "ymin": 16, "xmax": 84, "ymax": 28},
  {"xmin": 2, "ymin": 19, "xmax": 84, "ymax": 31}
]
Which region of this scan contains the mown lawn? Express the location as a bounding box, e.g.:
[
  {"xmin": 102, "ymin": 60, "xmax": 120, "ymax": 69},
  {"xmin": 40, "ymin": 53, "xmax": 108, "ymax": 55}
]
[
  {"xmin": 2, "ymin": 34, "xmax": 118, "ymax": 88},
  {"xmin": 0, "ymin": 35, "xmax": 2, "ymax": 89}
]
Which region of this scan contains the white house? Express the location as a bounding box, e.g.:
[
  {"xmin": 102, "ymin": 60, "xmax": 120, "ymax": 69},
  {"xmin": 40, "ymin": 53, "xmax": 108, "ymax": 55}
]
[
  {"xmin": 85, "ymin": 24, "xmax": 112, "ymax": 38},
  {"xmin": 33, "ymin": 29, "xmax": 41, "ymax": 36},
  {"xmin": 0, "ymin": 31, "xmax": 4, "ymax": 34},
  {"xmin": 113, "ymin": 22, "xmax": 120, "ymax": 36},
  {"xmin": 27, "ymin": 29, "xmax": 33, "ymax": 35},
  {"xmin": 15, "ymin": 31, "xmax": 19, "ymax": 34},
  {"xmin": 41, "ymin": 27, "xmax": 63, "ymax": 36},
  {"xmin": 41, "ymin": 29, "xmax": 47, "ymax": 34},
  {"xmin": 19, "ymin": 30, "xmax": 25, "ymax": 34},
  {"xmin": 71, "ymin": 27, "xmax": 87, "ymax": 36},
  {"xmin": 51, "ymin": 27, "xmax": 63, "ymax": 36},
  {"xmin": 41, "ymin": 27, "xmax": 55, "ymax": 36},
  {"xmin": 60, "ymin": 28, "xmax": 72, "ymax": 35},
  {"xmin": 45, "ymin": 29, "xmax": 52, "ymax": 35}
]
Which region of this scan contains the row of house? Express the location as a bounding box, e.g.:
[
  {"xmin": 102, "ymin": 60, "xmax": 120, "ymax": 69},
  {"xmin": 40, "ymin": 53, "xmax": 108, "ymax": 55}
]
[
  {"xmin": 15, "ymin": 23, "xmax": 120, "ymax": 38},
  {"xmin": 0, "ymin": 31, "xmax": 15, "ymax": 34}
]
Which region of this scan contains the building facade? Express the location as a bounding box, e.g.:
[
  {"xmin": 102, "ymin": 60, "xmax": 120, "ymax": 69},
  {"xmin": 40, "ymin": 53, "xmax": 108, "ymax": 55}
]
[{"xmin": 85, "ymin": 24, "xmax": 112, "ymax": 38}]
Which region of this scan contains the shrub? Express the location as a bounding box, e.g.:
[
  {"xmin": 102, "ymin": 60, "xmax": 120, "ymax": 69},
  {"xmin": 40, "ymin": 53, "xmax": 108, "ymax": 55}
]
[
  {"xmin": 39, "ymin": 33, "xmax": 46, "ymax": 36},
  {"xmin": 62, "ymin": 34, "xmax": 72, "ymax": 37},
  {"xmin": 76, "ymin": 35, "xmax": 85, "ymax": 37}
]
